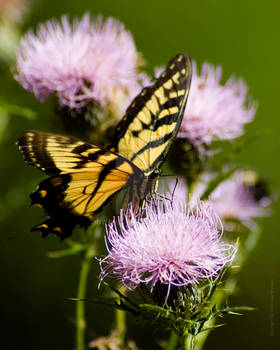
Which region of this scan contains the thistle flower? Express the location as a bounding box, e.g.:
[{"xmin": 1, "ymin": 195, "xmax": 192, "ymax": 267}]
[
  {"xmin": 100, "ymin": 197, "xmax": 235, "ymax": 293},
  {"xmin": 0, "ymin": 0, "xmax": 28, "ymax": 63},
  {"xmin": 208, "ymin": 171, "xmax": 270, "ymax": 220},
  {"xmin": 14, "ymin": 14, "xmax": 145, "ymax": 116},
  {"xmin": 0, "ymin": 0, "xmax": 27, "ymax": 22},
  {"xmin": 178, "ymin": 61, "xmax": 256, "ymax": 147},
  {"xmin": 173, "ymin": 171, "xmax": 271, "ymax": 221}
]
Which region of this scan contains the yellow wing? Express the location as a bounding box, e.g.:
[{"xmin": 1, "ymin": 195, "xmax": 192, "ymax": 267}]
[
  {"xmin": 18, "ymin": 131, "xmax": 142, "ymax": 239},
  {"xmin": 112, "ymin": 53, "xmax": 192, "ymax": 175}
]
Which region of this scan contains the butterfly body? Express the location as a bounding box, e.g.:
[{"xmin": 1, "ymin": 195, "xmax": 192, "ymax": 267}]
[
  {"xmin": 18, "ymin": 53, "xmax": 192, "ymax": 239},
  {"xmin": 121, "ymin": 168, "xmax": 161, "ymax": 212}
]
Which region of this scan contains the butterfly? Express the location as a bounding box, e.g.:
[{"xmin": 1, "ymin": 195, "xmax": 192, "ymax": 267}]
[{"xmin": 17, "ymin": 52, "xmax": 192, "ymax": 239}]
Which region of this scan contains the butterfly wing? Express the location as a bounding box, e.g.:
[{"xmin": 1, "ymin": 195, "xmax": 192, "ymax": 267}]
[
  {"xmin": 112, "ymin": 52, "xmax": 192, "ymax": 176},
  {"xmin": 18, "ymin": 131, "xmax": 142, "ymax": 239}
]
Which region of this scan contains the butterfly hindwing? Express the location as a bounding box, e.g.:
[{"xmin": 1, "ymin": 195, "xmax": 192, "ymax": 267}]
[
  {"xmin": 113, "ymin": 53, "xmax": 192, "ymax": 175},
  {"xmin": 18, "ymin": 131, "xmax": 142, "ymax": 239},
  {"xmin": 29, "ymin": 174, "xmax": 92, "ymax": 238}
]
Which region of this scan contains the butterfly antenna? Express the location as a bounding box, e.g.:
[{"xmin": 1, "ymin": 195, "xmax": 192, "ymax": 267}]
[
  {"xmin": 8, "ymin": 230, "xmax": 29, "ymax": 240},
  {"xmin": 171, "ymin": 176, "xmax": 179, "ymax": 203},
  {"xmin": 155, "ymin": 174, "xmax": 178, "ymax": 206}
]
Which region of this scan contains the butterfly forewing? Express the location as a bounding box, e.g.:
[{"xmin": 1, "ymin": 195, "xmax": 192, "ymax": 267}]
[
  {"xmin": 113, "ymin": 53, "xmax": 192, "ymax": 175},
  {"xmin": 18, "ymin": 131, "xmax": 120, "ymax": 175}
]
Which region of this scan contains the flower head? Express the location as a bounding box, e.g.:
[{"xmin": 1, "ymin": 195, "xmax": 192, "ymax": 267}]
[
  {"xmin": 0, "ymin": 0, "xmax": 26, "ymax": 22},
  {"xmin": 174, "ymin": 171, "xmax": 271, "ymax": 221},
  {"xmin": 15, "ymin": 14, "xmax": 145, "ymax": 114},
  {"xmin": 209, "ymin": 171, "xmax": 270, "ymax": 220},
  {"xmin": 100, "ymin": 197, "xmax": 235, "ymax": 292},
  {"xmin": 178, "ymin": 61, "xmax": 256, "ymax": 147}
]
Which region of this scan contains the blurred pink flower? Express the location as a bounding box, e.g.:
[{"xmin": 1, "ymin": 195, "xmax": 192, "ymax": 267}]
[
  {"xmin": 209, "ymin": 171, "xmax": 270, "ymax": 220},
  {"xmin": 15, "ymin": 14, "xmax": 145, "ymax": 111},
  {"xmin": 100, "ymin": 197, "xmax": 235, "ymax": 292},
  {"xmin": 178, "ymin": 61, "xmax": 256, "ymax": 146},
  {"xmin": 172, "ymin": 172, "xmax": 270, "ymax": 221},
  {"xmin": 0, "ymin": 0, "xmax": 26, "ymax": 22}
]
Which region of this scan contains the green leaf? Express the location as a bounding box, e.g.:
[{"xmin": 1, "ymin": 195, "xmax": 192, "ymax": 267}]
[
  {"xmin": 47, "ymin": 246, "xmax": 85, "ymax": 258},
  {"xmin": 0, "ymin": 103, "xmax": 37, "ymax": 120},
  {"xmin": 0, "ymin": 110, "xmax": 9, "ymax": 140},
  {"xmin": 200, "ymin": 168, "xmax": 238, "ymax": 200}
]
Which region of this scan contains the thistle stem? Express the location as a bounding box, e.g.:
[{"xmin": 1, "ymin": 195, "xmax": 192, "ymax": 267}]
[
  {"xmin": 115, "ymin": 285, "xmax": 126, "ymax": 346},
  {"xmin": 115, "ymin": 308, "xmax": 126, "ymax": 344},
  {"xmin": 165, "ymin": 331, "xmax": 178, "ymax": 350},
  {"xmin": 184, "ymin": 331, "xmax": 194, "ymax": 350},
  {"xmin": 195, "ymin": 277, "xmax": 236, "ymax": 350},
  {"xmin": 76, "ymin": 247, "xmax": 95, "ymax": 350},
  {"xmin": 195, "ymin": 222, "xmax": 261, "ymax": 350}
]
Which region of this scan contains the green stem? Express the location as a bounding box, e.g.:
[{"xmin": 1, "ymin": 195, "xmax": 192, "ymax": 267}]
[
  {"xmin": 195, "ymin": 221, "xmax": 261, "ymax": 350},
  {"xmin": 165, "ymin": 331, "xmax": 178, "ymax": 350},
  {"xmin": 187, "ymin": 181, "xmax": 195, "ymax": 203},
  {"xmin": 115, "ymin": 308, "xmax": 126, "ymax": 344},
  {"xmin": 195, "ymin": 277, "xmax": 236, "ymax": 350},
  {"xmin": 114, "ymin": 285, "xmax": 126, "ymax": 347},
  {"xmin": 76, "ymin": 247, "xmax": 95, "ymax": 350},
  {"xmin": 184, "ymin": 331, "xmax": 194, "ymax": 350},
  {"xmin": 238, "ymin": 221, "xmax": 261, "ymax": 266}
]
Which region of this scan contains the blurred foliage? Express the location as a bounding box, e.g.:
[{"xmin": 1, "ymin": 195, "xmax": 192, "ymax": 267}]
[{"xmin": 0, "ymin": 0, "xmax": 279, "ymax": 349}]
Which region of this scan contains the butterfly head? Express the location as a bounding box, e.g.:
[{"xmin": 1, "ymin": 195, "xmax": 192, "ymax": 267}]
[{"xmin": 150, "ymin": 168, "xmax": 161, "ymax": 180}]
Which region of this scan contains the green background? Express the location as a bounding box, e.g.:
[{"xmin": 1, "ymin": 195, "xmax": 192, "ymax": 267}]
[{"xmin": 0, "ymin": 0, "xmax": 279, "ymax": 349}]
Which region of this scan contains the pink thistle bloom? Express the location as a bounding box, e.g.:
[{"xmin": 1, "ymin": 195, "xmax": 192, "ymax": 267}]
[
  {"xmin": 14, "ymin": 14, "xmax": 145, "ymax": 112},
  {"xmin": 0, "ymin": 0, "xmax": 27, "ymax": 22},
  {"xmin": 173, "ymin": 171, "xmax": 271, "ymax": 221},
  {"xmin": 208, "ymin": 171, "xmax": 270, "ymax": 220},
  {"xmin": 177, "ymin": 61, "xmax": 256, "ymax": 146},
  {"xmin": 99, "ymin": 198, "xmax": 235, "ymax": 292}
]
